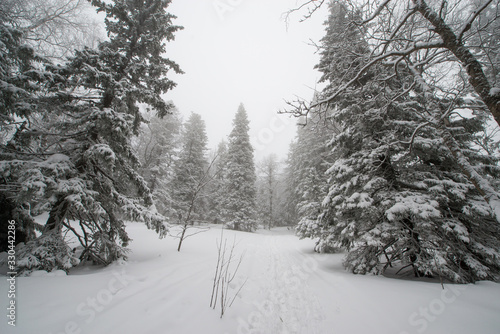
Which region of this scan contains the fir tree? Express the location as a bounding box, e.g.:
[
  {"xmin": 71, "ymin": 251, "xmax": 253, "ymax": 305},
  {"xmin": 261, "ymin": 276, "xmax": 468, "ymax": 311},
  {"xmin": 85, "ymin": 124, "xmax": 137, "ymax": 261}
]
[
  {"xmin": 281, "ymin": 140, "xmax": 301, "ymax": 227},
  {"xmin": 290, "ymin": 111, "xmax": 337, "ymax": 245},
  {"xmin": 206, "ymin": 140, "xmax": 229, "ymax": 224},
  {"xmin": 256, "ymin": 154, "xmax": 281, "ymax": 230},
  {"xmin": 222, "ymin": 104, "xmax": 257, "ymax": 231},
  {"xmin": 299, "ymin": 0, "xmax": 500, "ymax": 283},
  {"xmin": 0, "ymin": 22, "xmax": 48, "ymax": 252},
  {"xmin": 1, "ymin": 0, "xmax": 182, "ymax": 274},
  {"xmin": 170, "ymin": 112, "xmax": 209, "ymax": 223}
]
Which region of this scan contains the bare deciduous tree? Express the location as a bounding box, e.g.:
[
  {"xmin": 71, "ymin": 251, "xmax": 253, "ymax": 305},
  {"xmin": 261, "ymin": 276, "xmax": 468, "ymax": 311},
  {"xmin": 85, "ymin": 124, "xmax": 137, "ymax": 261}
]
[
  {"xmin": 1, "ymin": 0, "xmax": 105, "ymax": 60},
  {"xmin": 284, "ymin": 0, "xmax": 327, "ymax": 22},
  {"xmin": 173, "ymin": 153, "xmax": 220, "ymax": 252},
  {"xmin": 288, "ymin": 0, "xmax": 500, "ymax": 126},
  {"xmin": 209, "ymin": 228, "xmax": 246, "ymax": 318}
]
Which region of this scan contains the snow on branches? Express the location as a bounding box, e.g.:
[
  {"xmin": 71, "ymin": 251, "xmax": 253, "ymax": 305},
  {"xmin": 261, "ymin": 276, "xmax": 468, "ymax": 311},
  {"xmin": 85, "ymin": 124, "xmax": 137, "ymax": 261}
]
[
  {"xmin": 1, "ymin": 0, "xmax": 180, "ymax": 274},
  {"xmin": 288, "ymin": 0, "xmax": 500, "ymax": 283}
]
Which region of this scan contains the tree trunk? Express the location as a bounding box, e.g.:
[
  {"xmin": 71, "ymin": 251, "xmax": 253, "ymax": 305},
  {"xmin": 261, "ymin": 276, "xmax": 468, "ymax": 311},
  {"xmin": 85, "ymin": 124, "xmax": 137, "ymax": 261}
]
[
  {"xmin": 413, "ymin": 0, "xmax": 500, "ymax": 127},
  {"xmin": 177, "ymin": 223, "xmax": 188, "ymax": 252},
  {"xmin": 45, "ymin": 197, "xmax": 68, "ymax": 233}
]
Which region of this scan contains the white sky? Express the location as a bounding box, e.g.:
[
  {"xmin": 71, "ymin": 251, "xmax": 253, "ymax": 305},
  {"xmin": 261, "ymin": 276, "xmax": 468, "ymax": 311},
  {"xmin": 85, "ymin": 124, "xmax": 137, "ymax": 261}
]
[{"xmin": 166, "ymin": 0, "xmax": 329, "ymax": 161}]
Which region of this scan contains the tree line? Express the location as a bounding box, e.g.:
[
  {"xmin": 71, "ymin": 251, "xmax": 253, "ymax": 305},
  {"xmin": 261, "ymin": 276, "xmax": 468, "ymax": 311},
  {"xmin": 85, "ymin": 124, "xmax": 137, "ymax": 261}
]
[
  {"xmin": 135, "ymin": 104, "xmax": 259, "ymax": 235},
  {"xmin": 0, "ymin": 0, "xmax": 267, "ymax": 273}
]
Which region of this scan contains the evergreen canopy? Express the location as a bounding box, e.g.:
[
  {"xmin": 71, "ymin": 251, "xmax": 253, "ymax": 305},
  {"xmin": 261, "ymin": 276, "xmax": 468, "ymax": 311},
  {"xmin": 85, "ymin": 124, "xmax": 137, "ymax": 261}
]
[
  {"xmin": 0, "ymin": 0, "xmax": 182, "ymax": 274},
  {"xmin": 292, "ymin": 0, "xmax": 500, "ymax": 283},
  {"xmin": 222, "ymin": 104, "xmax": 257, "ymax": 231}
]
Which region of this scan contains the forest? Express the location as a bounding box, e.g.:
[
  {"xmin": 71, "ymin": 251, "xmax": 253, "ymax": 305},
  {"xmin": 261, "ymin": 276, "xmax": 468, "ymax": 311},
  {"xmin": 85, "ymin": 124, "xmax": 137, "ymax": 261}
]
[{"xmin": 1, "ymin": 0, "xmax": 500, "ymax": 333}]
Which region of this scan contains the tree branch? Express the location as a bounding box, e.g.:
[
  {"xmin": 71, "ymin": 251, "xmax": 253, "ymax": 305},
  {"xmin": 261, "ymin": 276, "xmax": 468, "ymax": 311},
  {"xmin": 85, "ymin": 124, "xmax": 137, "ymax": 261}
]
[{"xmin": 458, "ymin": 0, "xmax": 493, "ymax": 43}]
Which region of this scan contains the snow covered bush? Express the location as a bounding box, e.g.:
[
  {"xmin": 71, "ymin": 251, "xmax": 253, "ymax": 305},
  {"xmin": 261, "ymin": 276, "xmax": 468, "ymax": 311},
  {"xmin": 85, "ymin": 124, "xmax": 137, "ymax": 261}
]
[{"xmin": 16, "ymin": 231, "xmax": 80, "ymax": 276}]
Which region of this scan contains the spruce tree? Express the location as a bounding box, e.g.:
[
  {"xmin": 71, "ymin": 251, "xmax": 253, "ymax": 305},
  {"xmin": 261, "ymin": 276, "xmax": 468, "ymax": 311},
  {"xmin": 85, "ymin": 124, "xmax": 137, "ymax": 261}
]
[
  {"xmin": 300, "ymin": 0, "xmax": 500, "ymax": 283},
  {"xmin": 222, "ymin": 104, "xmax": 257, "ymax": 231},
  {"xmin": 170, "ymin": 112, "xmax": 209, "ymax": 223},
  {"xmin": 206, "ymin": 140, "xmax": 229, "ymax": 224},
  {"xmin": 1, "ymin": 0, "xmax": 182, "ymax": 274}
]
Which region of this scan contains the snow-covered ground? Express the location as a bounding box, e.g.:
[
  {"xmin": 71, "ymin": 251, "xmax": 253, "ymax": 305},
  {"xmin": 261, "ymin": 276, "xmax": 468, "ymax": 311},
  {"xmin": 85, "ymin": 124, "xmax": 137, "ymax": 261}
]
[{"xmin": 1, "ymin": 223, "xmax": 500, "ymax": 334}]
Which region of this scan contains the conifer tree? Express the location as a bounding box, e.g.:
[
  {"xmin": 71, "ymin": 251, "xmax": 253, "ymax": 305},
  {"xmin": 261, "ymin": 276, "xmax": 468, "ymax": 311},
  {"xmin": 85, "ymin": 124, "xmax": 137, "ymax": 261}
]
[
  {"xmin": 0, "ymin": 20, "xmax": 50, "ymax": 253},
  {"xmin": 1, "ymin": 0, "xmax": 182, "ymax": 274},
  {"xmin": 290, "ymin": 112, "xmax": 336, "ymax": 243},
  {"xmin": 222, "ymin": 104, "xmax": 257, "ymax": 231},
  {"xmin": 207, "ymin": 140, "xmax": 229, "ymax": 224},
  {"xmin": 256, "ymin": 154, "xmax": 281, "ymax": 230},
  {"xmin": 281, "ymin": 141, "xmax": 301, "ymax": 227},
  {"xmin": 296, "ymin": 0, "xmax": 500, "ymax": 283},
  {"xmin": 170, "ymin": 112, "xmax": 208, "ymax": 223}
]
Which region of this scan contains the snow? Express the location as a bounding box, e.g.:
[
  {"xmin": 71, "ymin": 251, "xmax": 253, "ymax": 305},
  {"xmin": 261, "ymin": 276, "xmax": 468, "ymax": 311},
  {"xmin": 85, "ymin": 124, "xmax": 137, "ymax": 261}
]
[
  {"xmin": 490, "ymin": 87, "xmax": 500, "ymax": 97},
  {"xmin": 1, "ymin": 224, "xmax": 500, "ymax": 334},
  {"xmin": 85, "ymin": 144, "xmax": 116, "ymax": 164},
  {"xmin": 386, "ymin": 194, "xmax": 441, "ymax": 221},
  {"xmin": 43, "ymin": 154, "xmax": 71, "ymax": 165}
]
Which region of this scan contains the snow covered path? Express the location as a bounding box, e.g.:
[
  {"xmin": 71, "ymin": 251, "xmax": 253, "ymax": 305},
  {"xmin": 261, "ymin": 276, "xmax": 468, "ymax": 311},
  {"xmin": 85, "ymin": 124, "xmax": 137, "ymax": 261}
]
[
  {"xmin": 237, "ymin": 232, "xmax": 326, "ymax": 333},
  {"xmin": 1, "ymin": 224, "xmax": 500, "ymax": 334}
]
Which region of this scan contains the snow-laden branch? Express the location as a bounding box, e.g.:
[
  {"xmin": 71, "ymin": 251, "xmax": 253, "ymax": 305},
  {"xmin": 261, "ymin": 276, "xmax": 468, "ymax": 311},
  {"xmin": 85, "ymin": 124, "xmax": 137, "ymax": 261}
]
[
  {"xmin": 458, "ymin": 0, "xmax": 493, "ymax": 43},
  {"xmin": 381, "ymin": 8, "xmax": 417, "ymax": 54},
  {"xmin": 411, "ymin": 0, "xmax": 500, "ymax": 127},
  {"xmin": 284, "ymin": 0, "xmax": 327, "ymax": 23},
  {"xmin": 311, "ymin": 41, "xmax": 444, "ymax": 109},
  {"xmin": 360, "ymin": 0, "xmax": 391, "ymax": 25}
]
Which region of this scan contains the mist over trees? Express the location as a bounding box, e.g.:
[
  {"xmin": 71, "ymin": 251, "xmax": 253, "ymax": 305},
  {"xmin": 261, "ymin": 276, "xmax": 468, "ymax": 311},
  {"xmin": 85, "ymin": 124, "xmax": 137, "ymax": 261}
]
[
  {"xmin": 206, "ymin": 140, "xmax": 229, "ymax": 225},
  {"xmin": 133, "ymin": 106, "xmax": 182, "ymax": 217}
]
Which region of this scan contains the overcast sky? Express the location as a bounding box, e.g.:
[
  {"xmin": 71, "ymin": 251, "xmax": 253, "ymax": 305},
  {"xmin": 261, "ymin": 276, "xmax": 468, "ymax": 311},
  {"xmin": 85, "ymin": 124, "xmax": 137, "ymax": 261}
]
[{"xmin": 166, "ymin": 0, "xmax": 329, "ymax": 161}]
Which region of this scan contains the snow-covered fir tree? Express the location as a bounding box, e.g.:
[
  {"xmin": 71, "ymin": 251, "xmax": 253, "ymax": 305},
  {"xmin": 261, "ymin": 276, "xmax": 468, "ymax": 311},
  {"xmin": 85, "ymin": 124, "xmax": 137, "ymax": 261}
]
[
  {"xmin": 287, "ymin": 110, "xmax": 337, "ymax": 242},
  {"xmin": 0, "ymin": 0, "xmax": 182, "ymax": 274},
  {"xmin": 222, "ymin": 104, "xmax": 257, "ymax": 231},
  {"xmin": 281, "ymin": 141, "xmax": 301, "ymax": 227},
  {"xmin": 0, "ymin": 21, "xmax": 46, "ymax": 253},
  {"xmin": 297, "ymin": 0, "xmax": 500, "ymax": 283},
  {"xmin": 170, "ymin": 112, "xmax": 209, "ymax": 224}
]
